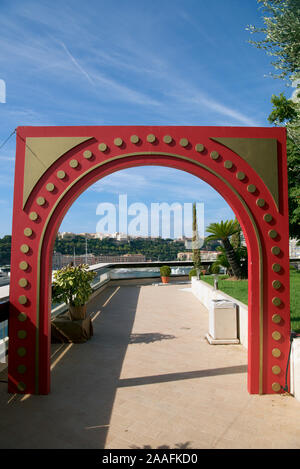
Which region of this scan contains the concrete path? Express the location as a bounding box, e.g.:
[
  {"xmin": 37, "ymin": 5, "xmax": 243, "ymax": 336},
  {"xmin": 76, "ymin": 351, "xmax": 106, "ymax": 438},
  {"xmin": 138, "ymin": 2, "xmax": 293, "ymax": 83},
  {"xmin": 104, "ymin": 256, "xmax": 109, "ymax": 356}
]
[{"xmin": 0, "ymin": 284, "xmax": 300, "ymax": 449}]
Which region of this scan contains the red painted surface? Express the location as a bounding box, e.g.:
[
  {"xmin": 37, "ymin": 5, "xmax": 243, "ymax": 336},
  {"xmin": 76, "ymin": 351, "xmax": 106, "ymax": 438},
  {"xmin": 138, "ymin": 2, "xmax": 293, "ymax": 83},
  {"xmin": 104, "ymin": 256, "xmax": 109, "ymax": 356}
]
[{"xmin": 8, "ymin": 126, "xmax": 290, "ymax": 395}]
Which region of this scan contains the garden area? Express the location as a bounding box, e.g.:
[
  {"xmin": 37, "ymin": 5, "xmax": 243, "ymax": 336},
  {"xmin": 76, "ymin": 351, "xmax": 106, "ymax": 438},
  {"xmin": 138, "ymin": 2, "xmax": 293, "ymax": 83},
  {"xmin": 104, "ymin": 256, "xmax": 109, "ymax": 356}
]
[{"xmin": 201, "ymin": 269, "xmax": 300, "ymax": 333}]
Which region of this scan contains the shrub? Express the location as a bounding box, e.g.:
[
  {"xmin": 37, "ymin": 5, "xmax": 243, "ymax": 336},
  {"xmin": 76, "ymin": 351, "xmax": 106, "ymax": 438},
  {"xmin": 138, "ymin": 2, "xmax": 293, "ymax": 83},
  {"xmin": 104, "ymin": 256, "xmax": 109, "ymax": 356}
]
[{"xmin": 160, "ymin": 265, "xmax": 171, "ymax": 277}]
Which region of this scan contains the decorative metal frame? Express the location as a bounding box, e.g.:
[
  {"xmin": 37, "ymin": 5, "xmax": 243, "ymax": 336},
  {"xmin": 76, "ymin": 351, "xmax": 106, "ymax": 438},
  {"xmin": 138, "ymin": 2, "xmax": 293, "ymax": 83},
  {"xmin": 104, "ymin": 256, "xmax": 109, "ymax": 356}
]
[{"xmin": 8, "ymin": 126, "xmax": 290, "ymax": 395}]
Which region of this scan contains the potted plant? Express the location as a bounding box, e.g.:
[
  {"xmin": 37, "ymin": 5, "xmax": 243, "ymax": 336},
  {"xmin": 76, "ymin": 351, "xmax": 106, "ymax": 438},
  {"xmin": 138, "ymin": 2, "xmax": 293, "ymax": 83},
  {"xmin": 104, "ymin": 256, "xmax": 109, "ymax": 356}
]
[
  {"xmin": 52, "ymin": 264, "xmax": 96, "ymax": 320},
  {"xmin": 160, "ymin": 265, "xmax": 171, "ymax": 284}
]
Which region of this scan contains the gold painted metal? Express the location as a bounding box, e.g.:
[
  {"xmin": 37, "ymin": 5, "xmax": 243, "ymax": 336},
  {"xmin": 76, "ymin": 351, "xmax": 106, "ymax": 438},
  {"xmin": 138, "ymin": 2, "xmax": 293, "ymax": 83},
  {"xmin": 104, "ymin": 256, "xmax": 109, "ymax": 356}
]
[
  {"xmin": 269, "ymin": 229, "xmax": 278, "ymax": 239},
  {"xmin": 46, "ymin": 183, "xmax": 55, "ymax": 192},
  {"xmin": 224, "ymin": 160, "xmax": 233, "ymax": 169},
  {"xmin": 195, "ymin": 143, "xmax": 205, "ymax": 152},
  {"xmin": 236, "ymin": 171, "xmax": 245, "ymax": 180},
  {"xmin": 147, "ymin": 134, "xmax": 156, "ymax": 143},
  {"xmin": 163, "ymin": 135, "xmax": 172, "ymax": 144},
  {"xmin": 37, "ymin": 196, "xmax": 45, "ymax": 206},
  {"xmin": 83, "ymin": 150, "xmax": 93, "ymax": 159},
  {"xmin": 17, "ymin": 347, "xmax": 27, "ymax": 357},
  {"xmin": 37, "ymin": 150, "xmax": 265, "ymax": 394},
  {"xmin": 272, "ymin": 263, "xmax": 281, "ymax": 273},
  {"xmin": 29, "ymin": 211, "xmax": 38, "ymax": 221},
  {"xmin": 272, "ymin": 297, "xmax": 281, "ymax": 307},
  {"xmin": 57, "ymin": 170, "xmax": 66, "ymax": 180},
  {"xmin": 23, "ymin": 136, "xmax": 92, "ymax": 208},
  {"xmin": 256, "ymin": 198, "xmax": 265, "ymax": 207},
  {"xmin": 69, "ymin": 159, "xmax": 79, "ymax": 168},
  {"xmin": 272, "ymin": 314, "xmax": 282, "ymax": 324},
  {"xmin": 24, "ymin": 227, "xmax": 32, "ymax": 237},
  {"xmin": 264, "ymin": 213, "xmax": 273, "ymax": 223},
  {"xmin": 272, "ymin": 331, "xmax": 281, "ymax": 341},
  {"xmin": 98, "ymin": 143, "xmax": 107, "ymax": 152},
  {"xmin": 130, "ymin": 135, "xmax": 139, "ymax": 144},
  {"xmin": 272, "ymin": 348, "xmax": 281, "ymax": 358},
  {"xmin": 272, "ymin": 365, "xmax": 281, "ymax": 375},
  {"xmin": 247, "ymin": 184, "xmax": 256, "ymax": 193},
  {"xmin": 18, "ymin": 278, "xmax": 28, "ymax": 288},
  {"xmin": 114, "ymin": 138, "xmax": 123, "ymax": 147},
  {"xmin": 19, "ymin": 261, "xmax": 28, "ymax": 271},
  {"xmin": 210, "ymin": 151, "xmax": 219, "ymax": 160},
  {"xmin": 18, "ymin": 312, "xmax": 27, "ymax": 322},
  {"xmin": 272, "ymin": 382, "xmax": 281, "ymax": 392},
  {"xmin": 18, "ymin": 295, "xmax": 27, "ymax": 305},
  {"xmin": 272, "ymin": 280, "xmax": 282, "ymax": 290},
  {"xmin": 180, "ymin": 138, "xmax": 189, "ymax": 147},
  {"xmin": 17, "ymin": 365, "xmax": 27, "ymax": 374},
  {"xmin": 211, "ymin": 137, "xmax": 279, "ymax": 211},
  {"xmin": 17, "ymin": 330, "xmax": 27, "ymax": 339},
  {"xmin": 20, "ymin": 244, "xmax": 29, "ymax": 254},
  {"xmin": 271, "ymin": 246, "xmax": 281, "ymax": 255},
  {"xmin": 17, "ymin": 382, "xmax": 26, "ymax": 391}
]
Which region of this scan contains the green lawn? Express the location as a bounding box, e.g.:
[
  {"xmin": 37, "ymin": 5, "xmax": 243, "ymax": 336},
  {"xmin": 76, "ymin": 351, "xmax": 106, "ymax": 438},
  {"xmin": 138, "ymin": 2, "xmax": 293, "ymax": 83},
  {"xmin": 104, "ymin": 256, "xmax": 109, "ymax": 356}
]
[{"xmin": 201, "ymin": 270, "xmax": 300, "ymax": 333}]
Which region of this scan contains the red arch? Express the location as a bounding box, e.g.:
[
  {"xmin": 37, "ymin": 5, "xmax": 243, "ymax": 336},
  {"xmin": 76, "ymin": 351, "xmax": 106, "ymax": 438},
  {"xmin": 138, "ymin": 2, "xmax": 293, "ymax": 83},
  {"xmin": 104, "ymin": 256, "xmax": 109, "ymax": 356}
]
[{"xmin": 8, "ymin": 126, "xmax": 290, "ymax": 396}]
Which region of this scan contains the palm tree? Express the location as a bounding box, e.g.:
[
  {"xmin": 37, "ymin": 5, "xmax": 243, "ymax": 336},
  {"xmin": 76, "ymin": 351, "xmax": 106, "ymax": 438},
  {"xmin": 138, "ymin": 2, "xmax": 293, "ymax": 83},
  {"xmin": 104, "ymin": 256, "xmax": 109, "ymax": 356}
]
[{"xmin": 205, "ymin": 219, "xmax": 245, "ymax": 279}]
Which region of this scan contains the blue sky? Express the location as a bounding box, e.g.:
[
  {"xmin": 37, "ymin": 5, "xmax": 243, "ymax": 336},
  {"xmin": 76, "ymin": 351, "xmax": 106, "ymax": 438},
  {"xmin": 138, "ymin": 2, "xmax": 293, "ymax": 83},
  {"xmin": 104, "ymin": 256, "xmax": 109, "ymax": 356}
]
[{"xmin": 0, "ymin": 0, "xmax": 289, "ymax": 238}]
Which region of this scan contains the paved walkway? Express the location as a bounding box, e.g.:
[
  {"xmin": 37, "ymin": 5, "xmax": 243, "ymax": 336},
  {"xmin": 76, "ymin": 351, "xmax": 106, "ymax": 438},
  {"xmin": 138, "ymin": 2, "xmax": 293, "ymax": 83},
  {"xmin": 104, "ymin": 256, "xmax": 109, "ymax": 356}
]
[{"xmin": 0, "ymin": 283, "xmax": 300, "ymax": 449}]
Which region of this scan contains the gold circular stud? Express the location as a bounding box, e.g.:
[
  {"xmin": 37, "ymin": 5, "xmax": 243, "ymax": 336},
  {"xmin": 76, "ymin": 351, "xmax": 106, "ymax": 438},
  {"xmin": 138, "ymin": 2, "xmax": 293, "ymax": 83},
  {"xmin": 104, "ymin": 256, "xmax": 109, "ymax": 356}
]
[
  {"xmin": 256, "ymin": 198, "xmax": 265, "ymax": 207},
  {"xmin": 272, "ymin": 280, "xmax": 282, "ymax": 290},
  {"xmin": 17, "ymin": 382, "xmax": 26, "ymax": 392},
  {"xmin": 18, "ymin": 295, "xmax": 27, "ymax": 305},
  {"xmin": 17, "ymin": 330, "xmax": 27, "ymax": 339},
  {"xmin": 37, "ymin": 197, "xmax": 45, "ymax": 206},
  {"xmin": 272, "ymin": 348, "xmax": 281, "ymax": 358},
  {"xmin": 17, "ymin": 347, "xmax": 27, "ymax": 357},
  {"xmin": 272, "ymin": 297, "xmax": 281, "ymax": 307},
  {"xmin": 224, "ymin": 160, "xmax": 233, "ymax": 169},
  {"xmin": 180, "ymin": 138, "xmax": 189, "ymax": 147},
  {"xmin": 272, "ymin": 263, "xmax": 281, "ymax": 273},
  {"xmin": 69, "ymin": 159, "xmax": 79, "ymax": 168},
  {"xmin": 147, "ymin": 134, "xmax": 156, "ymax": 143},
  {"xmin": 272, "ymin": 365, "xmax": 281, "ymax": 375},
  {"xmin": 24, "ymin": 228, "xmax": 32, "ymax": 237},
  {"xmin": 18, "ymin": 278, "xmax": 28, "ymax": 288},
  {"xmin": 163, "ymin": 135, "xmax": 172, "ymax": 144},
  {"xmin": 271, "ymin": 246, "xmax": 281, "ymax": 256},
  {"xmin": 18, "ymin": 312, "xmax": 27, "ymax": 322},
  {"xmin": 247, "ymin": 184, "xmax": 256, "ymax": 193},
  {"xmin": 272, "ymin": 314, "xmax": 282, "ymax": 324},
  {"xmin": 130, "ymin": 135, "xmax": 139, "ymax": 144},
  {"xmin": 46, "ymin": 183, "xmax": 55, "ymax": 192},
  {"xmin": 195, "ymin": 143, "xmax": 205, "ymax": 152},
  {"xmin": 263, "ymin": 213, "xmax": 273, "ymax": 223},
  {"xmin": 269, "ymin": 230, "xmax": 278, "ymax": 239},
  {"xmin": 272, "ymin": 382, "xmax": 281, "ymax": 392},
  {"xmin": 236, "ymin": 171, "xmax": 245, "ymax": 180},
  {"xmin": 272, "ymin": 331, "xmax": 281, "ymax": 341},
  {"xmin": 57, "ymin": 170, "xmax": 66, "ymax": 180},
  {"xmin": 98, "ymin": 143, "xmax": 107, "ymax": 152},
  {"xmin": 114, "ymin": 138, "xmax": 123, "ymax": 147},
  {"xmin": 17, "ymin": 365, "xmax": 27, "ymax": 374},
  {"xmin": 29, "ymin": 211, "xmax": 38, "ymax": 221},
  {"xmin": 20, "ymin": 244, "xmax": 29, "ymax": 254},
  {"xmin": 19, "ymin": 261, "xmax": 28, "ymax": 271},
  {"xmin": 84, "ymin": 150, "xmax": 93, "ymax": 158},
  {"xmin": 210, "ymin": 151, "xmax": 219, "ymax": 160}
]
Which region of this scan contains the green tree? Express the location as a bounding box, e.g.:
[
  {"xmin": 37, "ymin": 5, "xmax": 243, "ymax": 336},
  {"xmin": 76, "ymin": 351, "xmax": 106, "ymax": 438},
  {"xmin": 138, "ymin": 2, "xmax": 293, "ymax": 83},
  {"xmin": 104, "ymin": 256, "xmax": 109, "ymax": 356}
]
[
  {"xmin": 205, "ymin": 220, "xmax": 245, "ymax": 279},
  {"xmin": 192, "ymin": 202, "xmax": 202, "ymax": 275}
]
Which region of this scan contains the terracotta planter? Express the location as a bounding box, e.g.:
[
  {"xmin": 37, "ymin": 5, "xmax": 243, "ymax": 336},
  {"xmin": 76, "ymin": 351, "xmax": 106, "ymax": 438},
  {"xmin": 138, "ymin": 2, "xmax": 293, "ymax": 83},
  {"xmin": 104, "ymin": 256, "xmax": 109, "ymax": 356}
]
[
  {"xmin": 161, "ymin": 276, "xmax": 169, "ymax": 284},
  {"xmin": 68, "ymin": 304, "xmax": 87, "ymax": 321}
]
